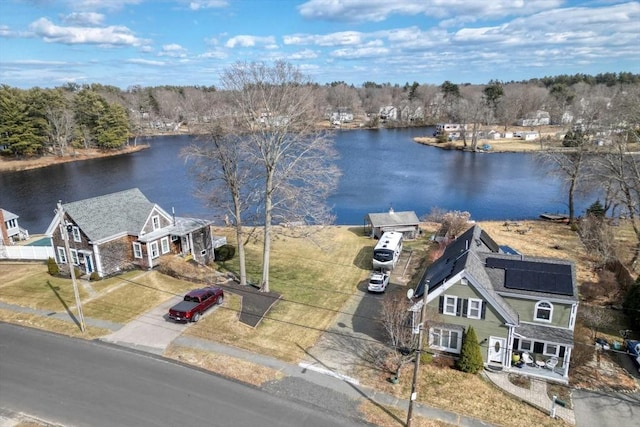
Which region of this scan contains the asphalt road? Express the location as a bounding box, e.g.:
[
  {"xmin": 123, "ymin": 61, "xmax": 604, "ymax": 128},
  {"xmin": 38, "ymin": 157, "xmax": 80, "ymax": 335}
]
[
  {"xmin": 0, "ymin": 322, "xmax": 366, "ymax": 427},
  {"xmin": 573, "ymin": 389, "xmax": 640, "ymax": 427}
]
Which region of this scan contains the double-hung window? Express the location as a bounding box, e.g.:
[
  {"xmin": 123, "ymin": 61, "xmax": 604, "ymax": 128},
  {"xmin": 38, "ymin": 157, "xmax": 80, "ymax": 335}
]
[
  {"xmin": 152, "ymin": 215, "xmax": 160, "ymax": 230},
  {"xmin": 467, "ymin": 298, "xmax": 483, "ymax": 319},
  {"xmin": 133, "ymin": 242, "xmax": 142, "ymax": 259},
  {"xmin": 161, "ymin": 237, "xmax": 170, "ymax": 254},
  {"xmin": 150, "ymin": 241, "xmax": 159, "ymax": 259},
  {"xmin": 72, "ymin": 226, "xmax": 81, "ymax": 242},
  {"xmin": 443, "ymin": 295, "xmax": 457, "ymax": 316}
]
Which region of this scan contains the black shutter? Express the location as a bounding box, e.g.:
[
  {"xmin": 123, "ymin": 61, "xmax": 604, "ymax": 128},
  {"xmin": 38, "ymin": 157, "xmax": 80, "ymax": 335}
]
[
  {"xmin": 462, "ymin": 299, "xmax": 468, "ymax": 317},
  {"xmin": 480, "ymin": 302, "xmax": 486, "ymax": 319},
  {"xmin": 514, "ymin": 338, "xmax": 520, "ymax": 350},
  {"xmin": 456, "ymin": 298, "xmax": 462, "ymax": 316},
  {"xmin": 533, "ymin": 342, "xmax": 544, "ymax": 354},
  {"xmin": 439, "ymin": 296, "xmax": 444, "ymax": 314},
  {"xmin": 559, "ymin": 346, "xmax": 565, "ymax": 358}
]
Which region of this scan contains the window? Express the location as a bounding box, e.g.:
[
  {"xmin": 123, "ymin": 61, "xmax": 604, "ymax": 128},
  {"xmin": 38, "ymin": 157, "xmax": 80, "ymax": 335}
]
[
  {"xmin": 171, "ymin": 235, "xmax": 179, "ymax": 242},
  {"xmin": 150, "ymin": 241, "xmax": 159, "ymax": 259},
  {"xmin": 72, "ymin": 226, "xmax": 81, "ymax": 242},
  {"xmin": 519, "ymin": 340, "xmax": 532, "ymax": 352},
  {"xmin": 152, "ymin": 215, "xmax": 160, "ymax": 230},
  {"xmin": 70, "ymin": 249, "xmax": 79, "ymax": 265},
  {"xmin": 430, "ymin": 327, "xmax": 462, "ymax": 353},
  {"xmin": 7, "ymin": 218, "xmax": 17, "ymax": 228},
  {"xmin": 467, "ymin": 298, "xmax": 482, "ymax": 319},
  {"xmin": 161, "ymin": 237, "xmax": 170, "ymax": 254},
  {"xmin": 133, "ymin": 242, "xmax": 142, "ymax": 259},
  {"xmin": 544, "ymin": 343, "xmax": 559, "ymax": 356},
  {"xmin": 57, "ymin": 247, "xmax": 67, "ymax": 263},
  {"xmin": 443, "ymin": 295, "xmax": 457, "ymax": 316},
  {"xmin": 535, "ymin": 301, "xmax": 553, "ymax": 322}
]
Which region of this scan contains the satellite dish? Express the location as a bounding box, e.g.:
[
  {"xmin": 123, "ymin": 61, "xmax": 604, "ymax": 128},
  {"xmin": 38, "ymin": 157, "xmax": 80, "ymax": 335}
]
[{"xmin": 406, "ymin": 288, "xmax": 414, "ymax": 300}]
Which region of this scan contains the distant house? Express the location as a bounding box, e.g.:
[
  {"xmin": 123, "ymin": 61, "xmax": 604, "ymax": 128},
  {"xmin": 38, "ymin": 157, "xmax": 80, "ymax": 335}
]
[
  {"xmin": 379, "ymin": 106, "xmax": 398, "ymax": 121},
  {"xmin": 413, "ymin": 225, "xmax": 578, "ymax": 384},
  {"xmin": 521, "ymin": 131, "xmax": 540, "ymax": 141},
  {"xmin": 46, "ymin": 188, "xmax": 221, "ymax": 277},
  {"xmin": 516, "ymin": 110, "xmax": 551, "ymax": 127},
  {"xmin": 365, "ymin": 208, "xmax": 420, "ymax": 239},
  {"xmin": 330, "ymin": 109, "xmax": 354, "ymax": 124},
  {"xmin": 0, "ymin": 208, "xmax": 29, "ymax": 245}
]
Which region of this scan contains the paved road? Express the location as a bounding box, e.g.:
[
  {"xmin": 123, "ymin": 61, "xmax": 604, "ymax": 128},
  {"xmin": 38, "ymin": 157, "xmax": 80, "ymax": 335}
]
[
  {"xmin": 573, "ymin": 389, "xmax": 640, "ymax": 427},
  {"xmin": 0, "ymin": 323, "xmax": 368, "ymax": 427}
]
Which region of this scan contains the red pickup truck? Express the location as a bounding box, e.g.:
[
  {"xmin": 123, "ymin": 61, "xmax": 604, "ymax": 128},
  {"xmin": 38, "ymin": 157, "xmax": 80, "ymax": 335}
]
[{"xmin": 168, "ymin": 286, "xmax": 224, "ymax": 322}]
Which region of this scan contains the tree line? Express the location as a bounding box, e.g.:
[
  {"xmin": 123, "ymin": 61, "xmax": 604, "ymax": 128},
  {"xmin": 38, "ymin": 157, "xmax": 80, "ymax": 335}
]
[{"xmin": 2, "ymin": 72, "xmax": 640, "ymax": 158}]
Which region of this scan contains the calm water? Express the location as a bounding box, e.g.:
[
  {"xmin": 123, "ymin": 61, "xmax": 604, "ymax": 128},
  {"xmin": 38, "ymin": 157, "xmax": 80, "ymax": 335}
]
[{"xmin": 0, "ymin": 128, "xmax": 589, "ymax": 233}]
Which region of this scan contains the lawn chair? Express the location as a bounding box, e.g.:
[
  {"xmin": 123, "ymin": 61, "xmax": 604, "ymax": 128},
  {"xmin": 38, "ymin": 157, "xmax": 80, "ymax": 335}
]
[
  {"xmin": 521, "ymin": 352, "xmax": 535, "ymax": 367},
  {"xmin": 545, "ymin": 356, "xmax": 558, "ymax": 371}
]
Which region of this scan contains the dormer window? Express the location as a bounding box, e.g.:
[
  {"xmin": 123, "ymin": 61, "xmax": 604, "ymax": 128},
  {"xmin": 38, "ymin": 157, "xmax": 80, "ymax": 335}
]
[
  {"xmin": 535, "ymin": 301, "xmax": 553, "ymax": 322},
  {"xmin": 152, "ymin": 215, "xmax": 160, "ymax": 230}
]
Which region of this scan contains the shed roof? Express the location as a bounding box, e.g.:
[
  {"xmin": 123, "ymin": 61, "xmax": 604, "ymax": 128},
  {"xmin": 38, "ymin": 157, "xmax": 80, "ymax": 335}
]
[
  {"xmin": 1, "ymin": 209, "xmax": 18, "ymax": 221},
  {"xmin": 367, "ymin": 210, "xmax": 419, "ymax": 228}
]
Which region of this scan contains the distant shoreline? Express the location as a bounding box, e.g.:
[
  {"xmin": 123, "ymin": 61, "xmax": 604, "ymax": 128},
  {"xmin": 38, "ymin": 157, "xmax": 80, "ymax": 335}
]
[{"xmin": 0, "ymin": 144, "xmax": 151, "ymax": 173}]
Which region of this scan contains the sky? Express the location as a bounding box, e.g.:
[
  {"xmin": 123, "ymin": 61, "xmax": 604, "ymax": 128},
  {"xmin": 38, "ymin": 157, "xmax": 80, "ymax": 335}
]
[{"xmin": 0, "ymin": 0, "xmax": 639, "ymax": 89}]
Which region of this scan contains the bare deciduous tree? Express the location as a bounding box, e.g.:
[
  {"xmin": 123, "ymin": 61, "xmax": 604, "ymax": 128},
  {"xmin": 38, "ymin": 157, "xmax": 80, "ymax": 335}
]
[
  {"xmin": 379, "ymin": 294, "xmax": 417, "ymax": 379},
  {"xmin": 220, "ymin": 61, "xmax": 340, "ymax": 292}
]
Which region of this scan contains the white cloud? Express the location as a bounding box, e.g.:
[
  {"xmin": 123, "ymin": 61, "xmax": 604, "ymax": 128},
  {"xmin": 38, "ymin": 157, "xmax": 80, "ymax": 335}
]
[
  {"xmin": 66, "ymin": 0, "xmax": 143, "ymax": 11},
  {"xmin": 60, "ymin": 12, "xmax": 105, "ymax": 26},
  {"xmin": 297, "ymin": 0, "xmax": 563, "ymax": 23},
  {"xmin": 126, "ymin": 58, "xmax": 166, "ymax": 66},
  {"xmin": 28, "ymin": 17, "xmax": 145, "ymax": 46},
  {"xmin": 159, "ymin": 43, "xmax": 188, "ymax": 57},
  {"xmin": 287, "ymin": 49, "xmax": 318, "ymax": 60},
  {"xmin": 225, "ymin": 35, "xmax": 277, "ymax": 49},
  {"xmin": 330, "ymin": 46, "xmax": 389, "ymax": 59},
  {"xmin": 188, "ymin": 0, "xmax": 228, "ymax": 11},
  {"xmin": 284, "ymin": 31, "xmax": 364, "ymax": 46}
]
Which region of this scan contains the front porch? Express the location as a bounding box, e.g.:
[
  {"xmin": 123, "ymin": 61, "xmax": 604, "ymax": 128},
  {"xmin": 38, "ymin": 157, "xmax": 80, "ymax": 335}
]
[{"xmin": 504, "ymin": 362, "xmax": 568, "ymax": 384}]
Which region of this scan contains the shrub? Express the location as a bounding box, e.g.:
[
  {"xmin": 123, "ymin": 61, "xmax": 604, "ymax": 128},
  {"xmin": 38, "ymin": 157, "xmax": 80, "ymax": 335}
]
[
  {"xmin": 456, "ymin": 326, "xmax": 484, "ymax": 374},
  {"xmin": 89, "ymin": 271, "xmax": 101, "ymax": 281},
  {"xmin": 47, "ymin": 257, "xmax": 59, "ymax": 275},
  {"xmin": 623, "ymin": 281, "xmax": 640, "ymax": 328},
  {"xmin": 214, "ymin": 244, "xmax": 236, "ymax": 262},
  {"xmin": 74, "ymin": 267, "xmax": 83, "ymax": 278}
]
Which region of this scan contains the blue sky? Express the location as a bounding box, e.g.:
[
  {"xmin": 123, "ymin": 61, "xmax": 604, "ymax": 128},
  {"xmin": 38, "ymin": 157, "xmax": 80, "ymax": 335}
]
[{"xmin": 1, "ymin": 0, "xmax": 639, "ymax": 89}]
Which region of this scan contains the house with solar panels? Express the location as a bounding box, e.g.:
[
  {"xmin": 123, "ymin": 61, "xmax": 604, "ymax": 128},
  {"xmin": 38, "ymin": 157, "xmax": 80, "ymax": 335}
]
[{"xmin": 413, "ymin": 225, "xmax": 578, "ymax": 383}]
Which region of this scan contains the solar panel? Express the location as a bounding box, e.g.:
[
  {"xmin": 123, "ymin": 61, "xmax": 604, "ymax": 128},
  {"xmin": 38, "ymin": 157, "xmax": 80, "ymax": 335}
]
[{"xmin": 486, "ymin": 257, "xmax": 574, "ymax": 296}]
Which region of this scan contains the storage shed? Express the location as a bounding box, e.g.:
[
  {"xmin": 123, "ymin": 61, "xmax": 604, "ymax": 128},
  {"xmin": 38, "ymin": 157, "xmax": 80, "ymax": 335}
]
[{"xmin": 365, "ymin": 208, "xmax": 420, "ymax": 239}]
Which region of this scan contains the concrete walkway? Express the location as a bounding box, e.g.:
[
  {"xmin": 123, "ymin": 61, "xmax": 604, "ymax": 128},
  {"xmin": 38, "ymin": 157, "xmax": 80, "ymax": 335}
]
[{"xmin": 484, "ymin": 369, "xmax": 575, "ymax": 424}]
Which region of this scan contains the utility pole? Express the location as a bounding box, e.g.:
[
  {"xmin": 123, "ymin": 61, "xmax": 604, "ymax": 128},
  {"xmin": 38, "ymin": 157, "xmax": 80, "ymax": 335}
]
[
  {"xmin": 406, "ymin": 280, "xmax": 428, "ymax": 427},
  {"xmin": 58, "ymin": 201, "xmax": 86, "ymax": 333}
]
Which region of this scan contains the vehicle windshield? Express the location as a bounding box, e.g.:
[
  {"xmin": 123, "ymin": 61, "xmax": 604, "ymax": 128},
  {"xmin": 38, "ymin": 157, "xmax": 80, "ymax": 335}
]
[{"xmin": 373, "ymin": 249, "xmax": 393, "ymax": 262}]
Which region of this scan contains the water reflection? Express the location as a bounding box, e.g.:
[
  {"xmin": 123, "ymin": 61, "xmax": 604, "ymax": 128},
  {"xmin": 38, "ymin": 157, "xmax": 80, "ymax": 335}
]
[{"xmin": 0, "ymin": 128, "xmax": 589, "ymax": 233}]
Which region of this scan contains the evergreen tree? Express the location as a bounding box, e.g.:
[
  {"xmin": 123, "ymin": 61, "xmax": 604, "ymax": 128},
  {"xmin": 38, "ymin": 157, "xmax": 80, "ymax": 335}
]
[
  {"xmin": 586, "ymin": 200, "xmax": 606, "ymax": 218},
  {"xmin": 0, "ymin": 85, "xmax": 43, "ymax": 156},
  {"xmin": 457, "ymin": 326, "xmax": 484, "ymax": 374},
  {"xmin": 95, "ymin": 103, "xmax": 130, "ymax": 149}
]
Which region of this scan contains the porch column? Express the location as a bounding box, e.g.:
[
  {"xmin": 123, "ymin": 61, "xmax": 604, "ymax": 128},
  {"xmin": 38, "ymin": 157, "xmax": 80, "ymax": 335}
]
[
  {"xmin": 93, "ymin": 245, "xmax": 103, "ymax": 277},
  {"xmin": 563, "ymin": 347, "xmax": 572, "ymax": 379}
]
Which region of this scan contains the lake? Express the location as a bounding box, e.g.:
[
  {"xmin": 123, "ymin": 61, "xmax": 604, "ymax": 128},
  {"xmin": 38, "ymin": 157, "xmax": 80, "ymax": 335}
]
[{"xmin": 0, "ymin": 127, "xmax": 589, "ymax": 233}]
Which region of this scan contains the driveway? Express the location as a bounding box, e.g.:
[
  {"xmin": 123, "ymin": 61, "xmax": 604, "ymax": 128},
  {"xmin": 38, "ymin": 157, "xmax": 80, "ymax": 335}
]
[
  {"xmin": 573, "ymin": 389, "xmax": 640, "ymax": 427},
  {"xmin": 100, "ymin": 296, "xmax": 188, "ymax": 353}
]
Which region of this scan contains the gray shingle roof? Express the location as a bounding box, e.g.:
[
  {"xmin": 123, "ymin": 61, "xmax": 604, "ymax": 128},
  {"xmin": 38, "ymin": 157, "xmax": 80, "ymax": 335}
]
[
  {"xmin": 367, "ymin": 210, "xmax": 419, "ymax": 228},
  {"xmin": 63, "ymin": 188, "xmax": 156, "ymax": 242}
]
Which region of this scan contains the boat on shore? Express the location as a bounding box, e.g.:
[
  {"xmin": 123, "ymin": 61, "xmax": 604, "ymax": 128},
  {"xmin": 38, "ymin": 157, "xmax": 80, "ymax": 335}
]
[{"xmin": 539, "ymin": 213, "xmax": 569, "ymax": 222}]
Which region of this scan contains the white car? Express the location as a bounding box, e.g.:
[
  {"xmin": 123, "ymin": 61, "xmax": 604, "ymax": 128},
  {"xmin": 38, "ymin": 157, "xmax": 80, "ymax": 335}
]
[{"xmin": 368, "ymin": 271, "xmax": 390, "ymax": 292}]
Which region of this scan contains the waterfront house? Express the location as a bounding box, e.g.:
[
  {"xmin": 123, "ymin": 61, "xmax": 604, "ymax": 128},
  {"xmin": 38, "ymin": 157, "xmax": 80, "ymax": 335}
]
[
  {"xmin": 46, "ymin": 188, "xmax": 219, "ymax": 277},
  {"xmin": 0, "ymin": 208, "xmax": 29, "ymax": 245},
  {"xmin": 414, "ymin": 225, "xmax": 577, "ymax": 383}
]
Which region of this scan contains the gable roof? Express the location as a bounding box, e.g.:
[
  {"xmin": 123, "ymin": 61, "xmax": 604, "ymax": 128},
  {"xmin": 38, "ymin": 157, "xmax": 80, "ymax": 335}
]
[
  {"xmin": 366, "ymin": 210, "xmax": 419, "ymax": 228},
  {"xmin": 1, "ymin": 209, "xmax": 18, "ymax": 221},
  {"xmin": 59, "ymin": 188, "xmax": 160, "ymax": 242}
]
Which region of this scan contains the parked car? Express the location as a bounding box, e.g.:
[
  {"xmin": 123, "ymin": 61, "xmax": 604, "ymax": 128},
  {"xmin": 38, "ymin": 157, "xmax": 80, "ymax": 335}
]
[
  {"xmin": 368, "ymin": 271, "xmax": 390, "ymax": 293},
  {"xmin": 595, "ymin": 337, "xmax": 610, "ymax": 350},
  {"xmin": 627, "ymin": 340, "xmax": 640, "ymax": 373},
  {"xmin": 168, "ymin": 286, "xmax": 224, "ymax": 322}
]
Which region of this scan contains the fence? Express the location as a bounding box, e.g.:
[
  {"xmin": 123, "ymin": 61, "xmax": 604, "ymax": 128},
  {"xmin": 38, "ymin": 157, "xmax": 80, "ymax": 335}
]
[{"xmin": 0, "ymin": 245, "xmax": 55, "ymax": 260}]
